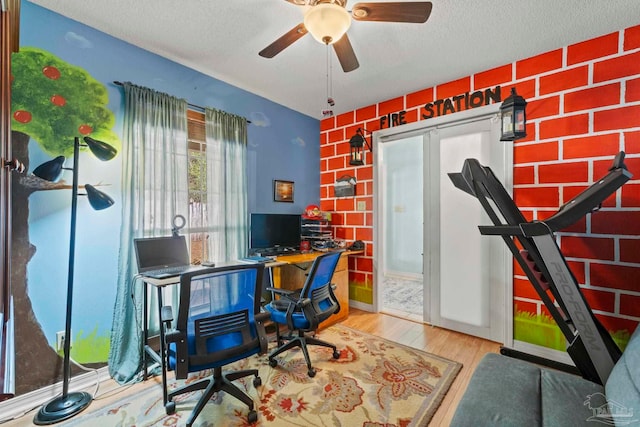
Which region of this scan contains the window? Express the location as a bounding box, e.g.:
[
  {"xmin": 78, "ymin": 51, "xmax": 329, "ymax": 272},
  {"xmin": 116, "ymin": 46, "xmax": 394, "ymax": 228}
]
[{"xmin": 187, "ymin": 109, "xmax": 208, "ymax": 264}]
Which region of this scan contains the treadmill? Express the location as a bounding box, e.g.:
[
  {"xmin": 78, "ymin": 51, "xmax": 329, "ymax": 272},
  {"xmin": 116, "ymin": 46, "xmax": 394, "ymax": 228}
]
[{"xmin": 448, "ymin": 151, "xmax": 632, "ymax": 385}]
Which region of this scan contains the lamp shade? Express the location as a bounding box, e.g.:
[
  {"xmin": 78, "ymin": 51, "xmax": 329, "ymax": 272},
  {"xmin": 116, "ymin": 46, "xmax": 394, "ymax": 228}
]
[
  {"xmin": 32, "ymin": 156, "xmax": 65, "ymax": 182},
  {"xmin": 83, "ymin": 136, "xmax": 117, "ymax": 161},
  {"xmin": 304, "ymin": 3, "xmax": 351, "ymax": 44},
  {"xmin": 85, "ymin": 184, "xmax": 114, "ymax": 210}
]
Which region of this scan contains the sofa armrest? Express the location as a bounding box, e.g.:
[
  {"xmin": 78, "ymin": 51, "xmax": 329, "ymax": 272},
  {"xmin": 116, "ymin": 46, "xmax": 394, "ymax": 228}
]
[{"xmin": 605, "ymin": 326, "xmax": 640, "ymax": 426}]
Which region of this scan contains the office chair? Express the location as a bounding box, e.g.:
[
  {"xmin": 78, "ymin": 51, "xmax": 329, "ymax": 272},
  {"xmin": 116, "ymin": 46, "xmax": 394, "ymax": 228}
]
[
  {"xmin": 264, "ymin": 250, "xmax": 342, "ymax": 377},
  {"xmin": 162, "ymin": 264, "xmax": 269, "ymax": 427}
]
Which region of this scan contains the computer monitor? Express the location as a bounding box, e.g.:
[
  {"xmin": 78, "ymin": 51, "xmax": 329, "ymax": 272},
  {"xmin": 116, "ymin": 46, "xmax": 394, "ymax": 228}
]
[{"xmin": 250, "ymin": 213, "xmax": 301, "ymax": 250}]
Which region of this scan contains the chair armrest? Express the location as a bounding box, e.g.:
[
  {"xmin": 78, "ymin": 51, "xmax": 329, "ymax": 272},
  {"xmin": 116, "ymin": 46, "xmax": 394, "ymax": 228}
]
[
  {"xmin": 161, "ymin": 305, "xmax": 173, "ymax": 327},
  {"xmin": 330, "ymin": 282, "xmax": 341, "ymax": 314},
  {"xmin": 255, "ymin": 311, "xmax": 271, "ymax": 323},
  {"xmin": 267, "ymin": 287, "xmax": 302, "ymax": 309},
  {"xmin": 165, "ymin": 330, "xmax": 188, "ymax": 379},
  {"xmin": 165, "ymin": 330, "xmax": 184, "ymax": 344},
  {"xmin": 299, "ymin": 297, "xmax": 312, "ymax": 308},
  {"xmin": 254, "ymin": 311, "xmax": 270, "ymax": 354},
  {"xmin": 265, "ymin": 287, "xmax": 295, "ymax": 297}
]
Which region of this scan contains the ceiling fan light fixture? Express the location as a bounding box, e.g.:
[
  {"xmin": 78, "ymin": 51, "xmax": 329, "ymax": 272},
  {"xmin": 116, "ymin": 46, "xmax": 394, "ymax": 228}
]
[{"xmin": 304, "ymin": 3, "xmax": 351, "ymax": 45}]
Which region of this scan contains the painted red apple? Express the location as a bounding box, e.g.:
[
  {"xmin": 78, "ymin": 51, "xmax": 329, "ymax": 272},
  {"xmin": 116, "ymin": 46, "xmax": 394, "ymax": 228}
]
[
  {"xmin": 78, "ymin": 124, "xmax": 93, "ymax": 135},
  {"xmin": 51, "ymin": 95, "xmax": 66, "ymax": 106},
  {"xmin": 42, "ymin": 66, "xmax": 61, "ymax": 80},
  {"xmin": 13, "ymin": 110, "xmax": 32, "ymax": 123}
]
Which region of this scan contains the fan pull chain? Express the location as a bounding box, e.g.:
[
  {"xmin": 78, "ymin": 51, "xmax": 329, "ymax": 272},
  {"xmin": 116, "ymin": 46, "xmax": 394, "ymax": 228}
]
[{"xmin": 322, "ymin": 44, "xmax": 335, "ymax": 118}]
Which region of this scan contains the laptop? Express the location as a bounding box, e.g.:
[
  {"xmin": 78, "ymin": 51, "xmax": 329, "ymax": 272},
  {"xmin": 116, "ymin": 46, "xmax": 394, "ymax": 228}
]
[{"xmin": 134, "ymin": 235, "xmax": 205, "ymax": 279}]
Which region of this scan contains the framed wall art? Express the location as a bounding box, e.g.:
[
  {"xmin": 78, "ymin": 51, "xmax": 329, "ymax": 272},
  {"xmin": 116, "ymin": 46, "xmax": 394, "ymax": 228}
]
[{"xmin": 274, "ymin": 179, "xmax": 294, "ymax": 202}]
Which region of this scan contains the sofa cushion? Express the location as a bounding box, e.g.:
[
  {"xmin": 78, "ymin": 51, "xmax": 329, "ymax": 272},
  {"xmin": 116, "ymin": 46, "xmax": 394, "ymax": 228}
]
[
  {"xmin": 540, "ymin": 368, "xmax": 603, "ymax": 426},
  {"xmin": 451, "ymin": 352, "xmax": 605, "ymax": 426},
  {"xmin": 605, "ymin": 327, "xmax": 640, "ymax": 426},
  {"xmin": 451, "ymin": 353, "xmax": 543, "ymax": 426}
]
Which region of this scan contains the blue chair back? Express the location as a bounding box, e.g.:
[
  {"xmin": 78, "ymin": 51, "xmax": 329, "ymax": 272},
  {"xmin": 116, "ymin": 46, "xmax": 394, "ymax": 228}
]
[
  {"xmin": 170, "ymin": 264, "xmax": 266, "ymax": 374},
  {"xmin": 300, "ymin": 251, "xmax": 342, "ymax": 324}
]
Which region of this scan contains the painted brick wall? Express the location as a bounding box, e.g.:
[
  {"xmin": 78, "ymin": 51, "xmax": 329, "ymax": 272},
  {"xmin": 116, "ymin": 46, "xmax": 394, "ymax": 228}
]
[{"xmin": 320, "ymin": 25, "xmax": 640, "ymax": 336}]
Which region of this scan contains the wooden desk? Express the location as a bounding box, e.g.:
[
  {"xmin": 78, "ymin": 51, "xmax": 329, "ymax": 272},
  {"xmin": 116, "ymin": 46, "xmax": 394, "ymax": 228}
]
[{"xmin": 270, "ymin": 250, "xmax": 362, "ymax": 329}]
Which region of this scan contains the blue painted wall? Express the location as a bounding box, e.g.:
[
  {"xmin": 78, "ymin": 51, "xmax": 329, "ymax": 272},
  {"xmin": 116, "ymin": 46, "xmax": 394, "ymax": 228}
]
[{"xmin": 15, "ymin": 2, "xmax": 319, "ymax": 361}]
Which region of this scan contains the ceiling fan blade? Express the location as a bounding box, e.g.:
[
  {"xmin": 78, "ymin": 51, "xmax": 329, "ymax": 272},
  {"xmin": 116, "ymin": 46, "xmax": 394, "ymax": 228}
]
[
  {"xmin": 259, "ymin": 23, "xmax": 308, "ymax": 58},
  {"xmin": 352, "ymin": 2, "xmax": 433, "ymax": 23},
  {"xmin": 333, "ymin": 34, "xmax": 359, "ymax": 72}
]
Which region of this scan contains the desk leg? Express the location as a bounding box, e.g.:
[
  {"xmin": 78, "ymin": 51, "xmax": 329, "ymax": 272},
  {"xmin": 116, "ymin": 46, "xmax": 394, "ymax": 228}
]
[
  {"xmin": 142, "ymin": 281, "xmax": 149, "ymax": 381},
  {"xmin": 267, "ymin": 266, "xmax": 283, "ymax": 344},
  {"xmin": 157, "ymin": 286, "xmax": 169, "ymax": 406}
]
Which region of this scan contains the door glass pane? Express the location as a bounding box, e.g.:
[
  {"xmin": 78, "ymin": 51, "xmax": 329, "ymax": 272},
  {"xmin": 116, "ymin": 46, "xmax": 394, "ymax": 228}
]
[
  {"xmin": 439, "ymin": 132, "xmax": 490, "ymax": 327},
  {"xmin": 383, "ymin": 136, "xmax": 423, "ymax": 274},
  {"xmin": 380, "ymin": 136, "xmax": 423, "ymax": 320}
]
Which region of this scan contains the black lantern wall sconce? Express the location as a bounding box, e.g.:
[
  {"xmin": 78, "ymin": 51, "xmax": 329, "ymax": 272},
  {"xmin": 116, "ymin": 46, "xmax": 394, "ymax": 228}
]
[
  {"xmin": 500, "ymin": 87, "xmax": 528, "ymax": 141},
  {"xmin": 349, "ymin": 127, "xmax": 372, "ymax": 166}
]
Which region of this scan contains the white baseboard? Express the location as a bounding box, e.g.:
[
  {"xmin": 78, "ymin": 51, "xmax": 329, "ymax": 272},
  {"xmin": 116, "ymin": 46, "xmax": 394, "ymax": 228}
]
[
  {"xmin": 349, "ymin": 300, "xmax": 374, "ymax": 312},
  {"xmin": 0, "ymin": 366, "xmax": 111, "ymax": 422}
]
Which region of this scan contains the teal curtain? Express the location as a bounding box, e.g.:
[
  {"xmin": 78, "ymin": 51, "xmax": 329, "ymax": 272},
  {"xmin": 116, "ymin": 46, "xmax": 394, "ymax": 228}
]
[
  {"xmin": 108, "ymin": 82, "xmax": 189, "ymax": 384},
  {"xmin": 204, "ymin": 108, "xmax": 249, "ymax": 262}
]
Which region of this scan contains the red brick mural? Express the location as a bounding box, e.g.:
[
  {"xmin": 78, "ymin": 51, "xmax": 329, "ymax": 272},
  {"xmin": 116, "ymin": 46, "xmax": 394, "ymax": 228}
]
[{"xmin": 320, "ymin": 24, "xmax": 640, "ymax": 346}]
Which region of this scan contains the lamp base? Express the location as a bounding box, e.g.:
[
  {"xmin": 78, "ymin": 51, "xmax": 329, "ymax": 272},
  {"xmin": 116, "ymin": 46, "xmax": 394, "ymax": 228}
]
[{"xmin": 33, "ymin": 391, "xmax": 92, "ymax": 425}]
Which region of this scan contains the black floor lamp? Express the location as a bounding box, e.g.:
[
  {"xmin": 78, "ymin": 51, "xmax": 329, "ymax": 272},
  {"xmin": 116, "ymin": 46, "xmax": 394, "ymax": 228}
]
[{"xmin": 32, "ymin": 136, "xmax": 116, "ymax": 425}]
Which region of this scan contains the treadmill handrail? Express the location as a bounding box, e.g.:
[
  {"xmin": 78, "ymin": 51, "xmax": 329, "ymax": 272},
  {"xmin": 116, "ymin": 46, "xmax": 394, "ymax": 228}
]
[{"xmin": 544, "ymin": 152, "xmax": 632, "ymax": 231}]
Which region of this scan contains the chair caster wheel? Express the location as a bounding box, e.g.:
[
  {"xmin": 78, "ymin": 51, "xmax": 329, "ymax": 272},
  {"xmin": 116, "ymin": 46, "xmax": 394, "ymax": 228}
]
[
  {"xmin": 269, "ymin": 358, "xmax": 278, "ymax": 368},
  {"xmin": 253, "ymin": 376, "xmax": 262, "ymax": 387},
  {"xmin": 165, "ymin": 400, "xmax": 176, "ymax": 415},
  {"xmin": 308, "ymin": 369, "xmax": 316, "ymax": 377},
  {"xmin": 333, "ymin": 350, "xmax": 340, "ymax": 359},
  {"xmin": 247, "ymin": 410, "xmax": 258, "ymax": 424}
]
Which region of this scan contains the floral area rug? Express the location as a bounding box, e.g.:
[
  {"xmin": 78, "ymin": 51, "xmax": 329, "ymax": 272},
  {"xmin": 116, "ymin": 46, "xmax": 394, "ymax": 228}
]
[{"xmin": 68, "ymin": 324, "xmax": 462, "ymax": 426}]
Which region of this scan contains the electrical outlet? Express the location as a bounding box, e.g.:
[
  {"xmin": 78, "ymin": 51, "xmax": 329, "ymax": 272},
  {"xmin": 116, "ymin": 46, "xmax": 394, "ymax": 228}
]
[
  {"xmin": 55, "ymin": 331, "xmax": 66, "ymax": 352},
  {"xmin": 357, "ymin": 201, "xmax": 366, "ymax": 211}
]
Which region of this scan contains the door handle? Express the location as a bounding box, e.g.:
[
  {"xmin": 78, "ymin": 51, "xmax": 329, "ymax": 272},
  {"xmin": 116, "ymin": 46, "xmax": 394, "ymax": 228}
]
[{"xmin": 3, "ymin": 158, "xmax": 25, "ymax": 173}]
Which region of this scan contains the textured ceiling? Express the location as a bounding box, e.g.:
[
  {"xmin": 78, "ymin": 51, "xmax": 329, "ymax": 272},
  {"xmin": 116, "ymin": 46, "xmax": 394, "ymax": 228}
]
[{"xmin": 28, "ymin": 0, "xmax": 640, "ymax": 119}]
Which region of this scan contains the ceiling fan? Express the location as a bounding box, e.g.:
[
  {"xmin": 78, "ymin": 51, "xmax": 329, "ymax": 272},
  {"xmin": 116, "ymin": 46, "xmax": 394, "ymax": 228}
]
[{"xmin": 258, "ymin": 0, "xmax": 433, "ymax": 72}]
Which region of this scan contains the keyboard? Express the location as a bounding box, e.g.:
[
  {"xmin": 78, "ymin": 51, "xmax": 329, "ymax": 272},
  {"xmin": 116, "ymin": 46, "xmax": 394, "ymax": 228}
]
[
  {"xmin": 255, "ymin": 247, "xmax": 300, "ymax": 256},
  {"xmin": 142, "ymin": 265, "xmax": 202, "ymax": 279},
  {"xmin": 239, "ymin": 256, "xmax": 276, "ymax": 264}
]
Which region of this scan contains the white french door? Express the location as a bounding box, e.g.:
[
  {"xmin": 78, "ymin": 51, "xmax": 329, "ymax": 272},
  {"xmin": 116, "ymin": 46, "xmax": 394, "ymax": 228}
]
[{"xmin": 374, "ymin": 104, "xmax": 512, "ymax": 344}]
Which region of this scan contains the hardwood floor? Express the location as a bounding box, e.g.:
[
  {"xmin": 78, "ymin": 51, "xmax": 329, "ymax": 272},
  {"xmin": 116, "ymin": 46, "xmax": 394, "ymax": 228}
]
[{"xmin": 4, "ymin": 308, "xmax": 501, "ymax": 426}]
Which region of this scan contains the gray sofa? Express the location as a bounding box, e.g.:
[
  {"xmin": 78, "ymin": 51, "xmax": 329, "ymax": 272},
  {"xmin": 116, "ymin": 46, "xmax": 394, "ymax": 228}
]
[{"xmin": 451, "ymin": 326, "xmax": 640, "ymax": 426}]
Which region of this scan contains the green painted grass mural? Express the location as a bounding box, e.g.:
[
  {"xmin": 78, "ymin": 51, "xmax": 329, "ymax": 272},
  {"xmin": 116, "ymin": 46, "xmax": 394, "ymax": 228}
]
[
  {"xmin": 51, "ymin": 327, "xmax": 110, "ymax": 364},
  {"xmin": 514, "ymin": 309, "xmax": 566, "ymax": 351},
  {"xmin": 514, "ymin": 306, "xmax": 631, "ymax": 352},
  {"xmin": 349, "ymin": 278, "xmax": 373, "ymax": 305}
]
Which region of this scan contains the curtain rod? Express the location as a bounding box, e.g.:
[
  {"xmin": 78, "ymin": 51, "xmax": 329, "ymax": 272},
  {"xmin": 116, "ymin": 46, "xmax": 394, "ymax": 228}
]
[{"xmin": 112, "ymin": 81, "xmax": 251, "ymax": 123}]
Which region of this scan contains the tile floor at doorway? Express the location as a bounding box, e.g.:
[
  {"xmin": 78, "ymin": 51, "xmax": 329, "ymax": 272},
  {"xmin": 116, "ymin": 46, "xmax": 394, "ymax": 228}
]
[{"xmin": 380, "ymin": 275, "xmax": 423, "ymax": 322}]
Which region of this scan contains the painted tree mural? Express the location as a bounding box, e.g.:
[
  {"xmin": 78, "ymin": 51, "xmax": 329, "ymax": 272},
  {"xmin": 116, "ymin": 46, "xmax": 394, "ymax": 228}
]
[{"xmin": 11, "ymin": 47, "xmax": 120, "ymax": 394}]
